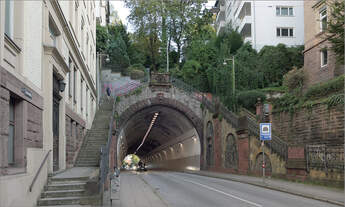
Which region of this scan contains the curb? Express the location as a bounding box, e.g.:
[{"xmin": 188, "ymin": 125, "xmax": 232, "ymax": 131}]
[{"xmin": 184, "ymin": 171, "xmax": 344, "ymax": 207}]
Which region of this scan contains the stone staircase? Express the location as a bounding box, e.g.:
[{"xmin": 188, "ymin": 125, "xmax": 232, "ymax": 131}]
[
  {"xmin": 74, "ymin": 99, "xmax": 114, "ymax": 167},
  {"xmin": 37, "ymin": 176, "xmax": 89, "ymax": 206}
]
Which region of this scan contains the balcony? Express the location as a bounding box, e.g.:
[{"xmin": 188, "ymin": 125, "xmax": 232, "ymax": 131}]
[{"xmin": 240, "ymin": 23, "xmax": 252, "ymax": 40}]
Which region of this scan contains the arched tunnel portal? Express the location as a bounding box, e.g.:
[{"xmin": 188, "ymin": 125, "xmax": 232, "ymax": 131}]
[{"xmin": 110, "ymin": 97, "xmax": 204, "ymax": 172}]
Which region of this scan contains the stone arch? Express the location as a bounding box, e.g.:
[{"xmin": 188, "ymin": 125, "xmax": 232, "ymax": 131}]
[
  {"xmin": 224, "ymin": 133, "xmax": 238, "ymax": 169},
  {"xmin": 206, "ymin": 121, "xmax": 214, "ymax": 167},
  {"xmin": 254, "ymin": 152, "xmax": 272, "ymax": 175},
  {"xmin": 112, "ymin": 96, "xmax": 204, "ymax": 169}
]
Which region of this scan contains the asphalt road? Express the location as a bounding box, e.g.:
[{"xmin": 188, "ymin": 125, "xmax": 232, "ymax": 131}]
[{"xmin": 119, "ymin": 171, "xmax": 339, "ymax": 207}]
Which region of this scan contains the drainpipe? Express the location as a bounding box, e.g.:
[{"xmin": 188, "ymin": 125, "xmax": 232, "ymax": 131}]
[{"xmin": 253, "ymin": 0, "xmax": 257, "ymax": 50}]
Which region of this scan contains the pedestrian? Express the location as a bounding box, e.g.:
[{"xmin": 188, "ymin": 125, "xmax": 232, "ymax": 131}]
[{"xmin": 106, "ymin": 87, "xmax": 111, "ymax": 100}]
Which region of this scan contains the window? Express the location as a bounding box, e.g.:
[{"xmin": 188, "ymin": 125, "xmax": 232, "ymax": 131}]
[
  {"xmin": 276, "ymin": 6, "xmax": 293, "ymax": 16},
  {"xmin": 49, "ymin": 17, "xmax": 60, "ymax": 47},
  {"xmin": 86, "ymin": 87, "xmax": 89, "ymax": 116},
  {"xmin": 8, "ymin": 97, "xmax": 15, "ymax": 164},
  {"xmin": 320, "ymin": 8, "xmax": 327, "ymax": 32},
  {"xmin": 276, "ymin": 27, "xmax": 294, "ymax": 37},
  {"xmin": 81, "ymin": 79, "xmax": 83, "ymax": 111},
  {"xmin": 321, "ymin": 49, "xmax": 328, "ymax": 67},
  {"xmin": 73, "ymin": 68, "xmax": 77, "ymax": 103},
  {"xmin": 5, "ymin": 0, "xmax": 14, "ymax": 38},
  {"xmin": 68, "ymin": 58, "xmax": 72, "ymax": 97}
]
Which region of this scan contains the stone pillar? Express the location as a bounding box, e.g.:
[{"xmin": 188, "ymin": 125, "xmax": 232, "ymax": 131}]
[
  {"xmin": 236, "ymin": 116, "xmax": 250, "ymax": 174},
  {"xmin": 0, "ymin": 87, "xmax": 10, "ymax": 175},
  {"xmin": 286, "ymin": 146, "xmax": 307, "ymax": 180}
]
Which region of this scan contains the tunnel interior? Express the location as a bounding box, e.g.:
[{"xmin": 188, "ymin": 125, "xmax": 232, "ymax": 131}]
[{"xmin": 117, "ymin": 105, "xmax": 201, "ymax": 171}]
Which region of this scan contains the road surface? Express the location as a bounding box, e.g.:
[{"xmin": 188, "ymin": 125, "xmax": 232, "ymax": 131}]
[{"xmin": 118, "ymin": 171, "xmax": 339, "ymax": 207}]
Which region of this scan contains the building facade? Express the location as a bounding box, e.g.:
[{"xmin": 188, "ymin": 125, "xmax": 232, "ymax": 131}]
[
  {"xmin": 0, "ymin": 1, "xmax": 97, "ymax": 206},
  {"xmin": 303, "ymin": 0, "xmax": 343, "ymax": 87},
  {"xmin": 95, "ymin": 0, "xmax": 109, "ymax": 26},
  {"xmin": 215, "ymin": 0, "xmax": 304, "ymax": 50}
]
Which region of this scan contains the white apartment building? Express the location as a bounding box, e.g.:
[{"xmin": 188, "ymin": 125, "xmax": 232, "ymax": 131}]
[
  {"xmin": 95, "ymin": 0, "xmax": 109, "ymax": 26},
  {"xmin": 215, "ymin": 0, "xmax": 304, "ymax": 50},
  {"xmin": 0, "ymin": 1, "xmax": 97, "ymax": 206}
]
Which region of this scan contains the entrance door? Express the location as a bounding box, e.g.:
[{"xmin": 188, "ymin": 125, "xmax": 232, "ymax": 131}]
[{"xmin": 53, "ymin": 75, "xmax": 61, "ymax": 171}]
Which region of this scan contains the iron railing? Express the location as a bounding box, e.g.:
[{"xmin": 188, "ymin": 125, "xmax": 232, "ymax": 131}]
[
  {"xmin": 99, "ymin": 99, "xmax": 116, "ymax": 193},
  {"xmin": 306, "ymin": 144, "xmax": 344, "ymax": 172},
  {"xmin": 29, "ymin": 149, "xmax": 52, "ymax": 192},
  {"xmin": 247, "ymin": 117, "xmax": 288, "ymax": 160}
]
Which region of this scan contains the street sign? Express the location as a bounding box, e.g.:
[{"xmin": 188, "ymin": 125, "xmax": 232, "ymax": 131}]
[{"xmin": 260, "ymin": 123, "xmax": 271, "ymax": 141}]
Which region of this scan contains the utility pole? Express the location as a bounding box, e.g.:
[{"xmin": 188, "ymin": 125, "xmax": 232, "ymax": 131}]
[{"xmin": 232, "ymin": 56, "xmax": 235, "ymax": 111}]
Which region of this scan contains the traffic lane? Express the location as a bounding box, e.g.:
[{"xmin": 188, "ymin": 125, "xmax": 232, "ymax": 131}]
[
  {"xmin": 140, "ymin": 171, "xmax": 339, "ymax": 207},
  {"xmin": 140, "ymin": 171, "xmax": 255, "ymax": 207},
  {"xmin": 169, "ymin": 172, "xmax": 338, "ymax": 207},
  {"xmin": 120, "ymin": 171, "xmax": 169, "ymax": 207}
]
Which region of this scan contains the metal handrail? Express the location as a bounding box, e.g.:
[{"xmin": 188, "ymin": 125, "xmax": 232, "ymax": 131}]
[
  {"xmin": 29, "ymin": 149, "xmax": 52, "ymax": 192},
  {"xmin": 99, "ymin": 99, "xmax": 116, "ymax": 193}
]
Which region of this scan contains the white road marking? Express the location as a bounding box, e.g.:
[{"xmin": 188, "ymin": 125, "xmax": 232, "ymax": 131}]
[{"xmin": 170, "ymin": 174, "xmax": 263, "ymax": 207}]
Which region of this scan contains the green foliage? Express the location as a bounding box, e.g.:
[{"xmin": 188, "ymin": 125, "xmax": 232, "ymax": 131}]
[
  {"xmin": 96, "ymin": 24, "xmax": 109, "ymax": 53},
  {"xmin": 304, "ymin": 75, "xmax": 344, "ymax": 100},
  {"xmin": 326, "ymin": 94, "xmax": 344, "ymax": 109},
  {"xmin": 272, "ymin": 93, "xmax": 300, "ymax": 112},
  {"xmin": 130, "ymin": 69, "xmax": 145, "ymax": 80},
  {"xmin": 257, "ymin": 44, "xmax": 304, "ymax": 87},
  {"xmin": 326, "ymin": 0, "xmax": 345, "ymax": 65},
  {"xmin": 237, "ymin": 90, "xmax": 266, "ymax": 112},
  {"xmin": 273, "ymin": 76, "xmax": 345, "ymax": 112},
  {"xmin": 282, "ymin": 67, "xmax": 304, "ymax": 93},
  {"xmin": 116, "ymin": 96, "xmax": 121, "ymax": 103}
]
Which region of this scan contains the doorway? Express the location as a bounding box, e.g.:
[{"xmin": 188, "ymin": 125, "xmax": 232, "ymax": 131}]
[{"xmin": 53, "ymin": 75, "xmax": 61, "ymax": 171}]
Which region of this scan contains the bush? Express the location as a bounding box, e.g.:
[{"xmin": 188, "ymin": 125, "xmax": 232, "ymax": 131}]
[
  {"xmin": 305, "ymin": 75, "xmax": 344, "ymax": 99},
  {"xmin": 272, "ymin": 93, "xmax": 300, "ymax": 111},
  {"xmin": 130, "ymin": 69, "xmax": 145, "ymax": 80},
  {"xmin": 283, "ymin": 67, "xmax": 304, "ymax": 92},
  {"xmin": 237, "ymin": 90, "xmax": 266, "ymax": 112}
]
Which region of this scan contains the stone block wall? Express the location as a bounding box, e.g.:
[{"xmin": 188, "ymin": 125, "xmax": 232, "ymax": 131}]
[
  {"xmin": 0, "ymin": 87, "xmax": 10, "ymax": 173},
  {"xmin": 0, "ymin": 67, "xmax": 43, "ymax": 175},
  {"xmin": 304, "ymin": 39, "xmax": 344, "ymax": 88},
  {"xmin": 65, "ymin": 106, "xmax": 87, "ymax": 168},
  {"xmin": 272, "ymin": 104, "xmax": 344, "ymax": 146}
]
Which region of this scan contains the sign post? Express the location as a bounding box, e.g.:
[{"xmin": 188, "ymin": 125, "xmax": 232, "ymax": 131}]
[{"xmin": 260, "ymin": 123, "xmax": 271, "ymax": 183}]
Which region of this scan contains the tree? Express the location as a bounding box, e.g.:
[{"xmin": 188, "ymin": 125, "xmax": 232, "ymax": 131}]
[
  {"xmin": 326, "ymin": 0, "xmax": 344, "ymax": 65},
  {"xmin": 96, "ymin": 24, "xmax": 109, "ymax": 53},
  {"xmin": 166, "ymin": 0, "xmax": 207, "ymax": 68},
  {"xmin": 125, "ymin": 0, "xmax": 162, "ymax": 71}
]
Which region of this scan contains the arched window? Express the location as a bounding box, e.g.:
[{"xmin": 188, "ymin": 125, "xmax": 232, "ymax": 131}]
[
  {"xmin": 206, "ymin": 121, "xmax": 214, "ymax": 167},
  {"xmin": 224, "ymin": 133, "xmax": 238, "ymax": 169}
]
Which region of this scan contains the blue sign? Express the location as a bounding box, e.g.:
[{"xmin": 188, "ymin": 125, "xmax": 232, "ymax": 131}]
[{"xmin": 260, "ymin": 123, "xmax": 271, "ymax": 141}]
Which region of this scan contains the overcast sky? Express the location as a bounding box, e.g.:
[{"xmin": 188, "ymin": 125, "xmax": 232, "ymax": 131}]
[{"xmin": 110, "ymin": 0, "xmax": 216, "ymax": 32}]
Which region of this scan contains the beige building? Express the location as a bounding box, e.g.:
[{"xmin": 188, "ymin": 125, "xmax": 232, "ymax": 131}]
[
  {"xmin": 0, "ymin": 1, "xmax": 97, "ymax": 206},
  {"xmin": 303, "ymin": 0, "xmax": 343, "ymax": 87}
]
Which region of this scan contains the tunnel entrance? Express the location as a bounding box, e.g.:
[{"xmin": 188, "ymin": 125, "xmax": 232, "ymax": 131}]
[{"xmin": 115, "ymin": 105, "xmax": 202, "ymax": 171}]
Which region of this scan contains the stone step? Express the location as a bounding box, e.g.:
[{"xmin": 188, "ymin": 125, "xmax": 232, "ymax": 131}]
[
  {"xmin": 37, "ymin": 196, "xmax": 82, "ymax": 206},
  {"xmin": 50, "ymin": 176, "xmax": 89, "ymax": 183},
  {"xmin": 41, "ymin": 190, "xmax": 85, "ymax": 198},
  {"xmin": 74, "ymin": 163, "xmax": 99, "ymax": 167},
  {"xmin": 45, "ymin": 183, "xmax": 86, "ymax": 191}
]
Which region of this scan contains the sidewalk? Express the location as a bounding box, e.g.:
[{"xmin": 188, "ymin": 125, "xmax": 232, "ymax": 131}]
[{"xmin": 185, "ymin": 170, "xmax": 344, "ymax": 206}]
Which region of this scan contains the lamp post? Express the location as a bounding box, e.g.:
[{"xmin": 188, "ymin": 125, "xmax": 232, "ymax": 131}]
[
  {"xmin": 223, "ymin": 56, "xmax": 236, "ymax": 110},
  {"xmin": 96, "ymin": 52, "xmax": 110, "ymax": 107}
]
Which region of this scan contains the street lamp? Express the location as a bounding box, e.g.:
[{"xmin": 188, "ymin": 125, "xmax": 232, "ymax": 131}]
[
  {"xmin": 223, "ymin": 56, "xmax": 236, "ymax": 111},
  {"xmin": 96, "ymin": 52, "xmax": 110, "ymax": 107}
]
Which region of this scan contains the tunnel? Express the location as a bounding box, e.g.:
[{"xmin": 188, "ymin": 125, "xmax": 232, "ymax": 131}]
[{"xmin": 115, "ymin": 104, "xmax": 201, "ymax": 171}]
